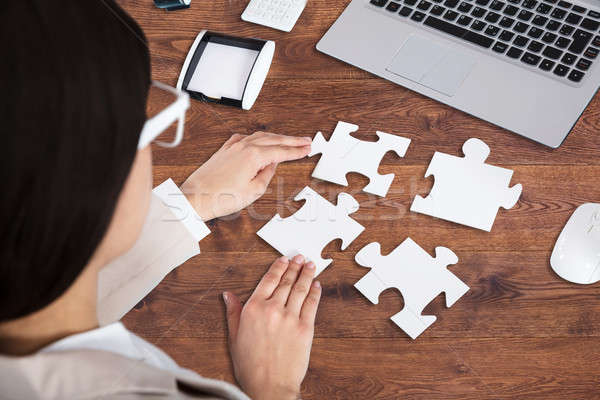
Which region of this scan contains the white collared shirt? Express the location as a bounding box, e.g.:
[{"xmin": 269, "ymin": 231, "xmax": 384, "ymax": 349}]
[{"xmin": 40, "ymin": 322, "xmax": 182, "ymax": 373}]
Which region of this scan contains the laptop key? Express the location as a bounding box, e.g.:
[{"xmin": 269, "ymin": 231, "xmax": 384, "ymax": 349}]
[
  {"xmin": 475, "ymin": 0, "xmax": 490, "ymax": 5},
  {"xmin": 559, "ymin": 24, "xmax": 574, "ymax": 35},
  {"xmin": 556, "ymin": 37, "xmax": 571, "ymax": 48},
  {"xmin": 554, "ymin": 64, "xmax": 569, "ymax": 76},
  {"xmin": 566, "ymin": 13, "xmax": 582, "ymax": 23},
  {"xmin": 493, "ymin": 41, "xmax": 509, "ymax": 52},
  {"xmin": 500, "ymin": 29, "xmax": 515, "ymax": 40},
  {"xmin": 572, "ymin": 5, "xmax": 586, "ymax": 13},
  {"xmin": 500, "ymin": 16, "xmax": 516, "ymax": 27},
  {"xmin": 507, "ymin": 46, "xmax": 524, "ymax": 57},
  {"xmin": 576, "ymin": 57, "xmax": 592, "ymax": 70},
  {"xmin": 514, "ymin": 21, "xmax": 529, "ymax": 31},
  {"xmin": 522, "ymin": 0, "xmax": 537, "ymax": 8},
  {"xmin": 485, "ymin": 25, "xmax": 501, "ymax": 35},
  {"xmin": 491, "ymin": 0, "xmax": 505, "ymax": 9},
  {"xmin": 551, "ymin": 8, "xmax": 567, "ymax": 19},
  {"xmin": 561, "ymin": 52, "xmax": 577, "ymax": 64},
  {"xmin": 529, "ymin": 26, "xmax": 543, "ymax": 38},
  {"xmin": 444, "ymin": 9, "xmax": 459, "ymax": 19},
  {"xmin": 584, "ymin": 46, "xmax": 599, "ymax": 58},
  {"xmin": 528, "ymin": 40, "xmax": 544, "ymax": 51},
  {"xmin": 472, "ymin": 19, "xmax": 487, "ymax": 30},
  {"xmin": 457, "ymin": 14, "xmax": 473, "ymax": 24},
  {"xmin": 444, "ymin": 0, "xmax": 459, "ymax": 7},
  {"xmin": 430, "ymin": 5, "xmax": 446, "ymax": 14},
  {"xmin": 568, "ymin": 69, "xmax": 584, "ymax": 81},
  {"xmin": 418, "ymin": 0, "xmax": 433, "ymax": 9},
  {"xmin": 411, "ymin": 10, "xmax": 426, "ymax": 20},
  {"xmin": 522, "ymin": 51, "xmax": 542, "ymax": 64},
  {"xmin": 580, "ymin": 18, "xmax": 600, "ymax": 30},
  {"xmin": 543, "ymin": 45, "xmax": 563, "ymax": 58},
  {"xmin": 536, "ymin": 3, "xmax": 552, "ymax": 13},
  {"xmin": 593, "ymin": 36, "xmax": 600, "ymax": 47},
  {"xmin": 514, "ymin": 35, "xmax": 529, "ymax": 46},
  {"xmin": 486, "ymin": 12, "xmax": 501, "ymax": 22},
  {"xmin": 518, "ymin": 10, "xmax": 533, "ymax": 20},
  {"xmin": 532, "ymin": 15, "xmax": 548, "ymax": 25},
  {"xmin": 370, "ymin": 0, "xmax": 388, "ymax": 6},
  {"xmin": 423, "ymin": 16, "xmax": 494, "ymax": 47},
  {"xmin": 568, "ymin": 30, "xmax": 592, "ymax": 53},
  {"xmin": 399, "ymin": 5, "xmax": 413, "ymax": 15},
  {"xmin": 472, "ymin": 6, "xmax": 486, "ymax": 17},
  {"xmin": 539, "ymin": 58, "xmax": 556, "ymax": 70},
  {"xmin": 588, "ymin": 10, "xmax": 600, "ymax": 18},
  {"xmin": 546, "ymin": 20, "xmax": 561, "ymax": 30},
  {"xmin": 504, "ymin": 5, "xmax": 519, "ymax": 15},
  {"xmin": 458, "ymin": 2, "xmax": 473, "ymax": 11},
  {"xmin": 557, "ymin": 0, "xmax": 571, "ymax": 8},
  {"xmin": 386, "ymin": 1, "xmax": 401, "ymax": 11},
  {"xmin": 405, "ymin": 0, "xmax": 418, "ymax": 5},
  {"xmin": 542, "ymin": 32, "xmax": 557, "ymax": 43}
]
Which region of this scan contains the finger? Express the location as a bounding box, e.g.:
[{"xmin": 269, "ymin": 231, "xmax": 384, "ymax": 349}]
[
  {"xmin": 286, "ymin": 261, "xmax": 316, "ymax": 315},
  {"xmin": 223, "ymin": 133, "xmax": 246, "ymax": 148},
  {"xmin": 249, "ymin": 132, "xmax": 313, "ymax": 147},
  {"xmin": 251, "ymin": 144, "xmax": 311, "ymax": 168},
  {"xmin": 270, "ymin": 254, "xmax": 305, "ymax": 304},
  {"xmin": 223, "ymin": 292, "xmax": 242, "ymax": 342},
  {"xmin": 300, "ymin": 281, "xmax": 322, "ymax": 326},
  {"xmin": 251, "ymin": 163, "xmax": 277, "ymax": 194},
  {"xmin": 250, "ymin": 256, "xmax": 290, "ymax": 300}
]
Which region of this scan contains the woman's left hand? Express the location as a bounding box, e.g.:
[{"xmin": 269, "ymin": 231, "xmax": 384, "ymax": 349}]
[{"xmin": 181, "ymin": 131, "xmax": 311, "ymax": 221}]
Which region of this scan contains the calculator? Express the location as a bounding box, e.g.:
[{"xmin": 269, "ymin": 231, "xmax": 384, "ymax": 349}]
[{"xmin": 241, "ymin": 0, "xmax": 307, "ymax": 32}]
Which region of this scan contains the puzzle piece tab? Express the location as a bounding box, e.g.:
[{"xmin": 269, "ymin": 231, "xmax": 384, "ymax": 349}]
[
  {"xmin": 354, "ymin": 238, "xmax": 468, "ymax": 339},
  {"xmin": 257, "ymin": 186, "xmax": 365, "ymax": 276},
  {"xmin": 309, "ymin": 121, "xmax": 411, "ymax": 197},
  {"xmin": 411, "ymin": 138, "xmax": 522, "ymax": 231}
]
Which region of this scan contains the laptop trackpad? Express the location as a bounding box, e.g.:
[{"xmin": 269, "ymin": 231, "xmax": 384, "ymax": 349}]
[{"xmin": 386, "ymin": 34, "xmax": 477, "ymax": 97}]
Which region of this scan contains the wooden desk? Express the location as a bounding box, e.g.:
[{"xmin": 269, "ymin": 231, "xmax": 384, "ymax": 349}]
[{"xmin": 119, "ymin": 1, "xmax": 600, "ymax": 397}]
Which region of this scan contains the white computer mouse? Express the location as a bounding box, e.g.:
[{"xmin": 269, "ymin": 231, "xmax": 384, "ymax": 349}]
[{"xmin": 550, "ymin": 203, "xmax": 600, "ymax": 284}]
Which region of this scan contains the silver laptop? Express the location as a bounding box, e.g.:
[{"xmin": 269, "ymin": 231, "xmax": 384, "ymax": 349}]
[{"xmin": 317, "ymin": 0, "xmax": 600, "ymax": 147}]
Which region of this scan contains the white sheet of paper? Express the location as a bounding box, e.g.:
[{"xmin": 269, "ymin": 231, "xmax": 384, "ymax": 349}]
[{"xmin": 187, "ymin": 42, "xmax": 259, "ymax": 100}]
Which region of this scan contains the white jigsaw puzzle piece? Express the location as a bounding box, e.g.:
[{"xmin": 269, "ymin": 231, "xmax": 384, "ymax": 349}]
[
  {"xmin": 354, "ymin": 238, "xmax": 469, "ymax": 339},
  {"xmin": 309, "ymin": 121, "xmax": 411, "ymax": 197},
  {"xmin": 410, "ymin": 138, "xmax": 522, "ymax": 231},
  {"xmin": 257, "ymin": 186, "xmax": 365, "ymax": 276}
]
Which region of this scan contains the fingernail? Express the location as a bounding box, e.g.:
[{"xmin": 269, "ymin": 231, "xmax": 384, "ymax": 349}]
[
  {"xmin": 306, "ymin": 262, "xmax": 315, "ymax": 270},
  {"xmin": 222, "ymin": 292, "xmax": 229, "ymax": 303},
  {"xmin": 313, "ymin": 281, "xmax": 321, "ymax": 288},
  {"xmin": 302, "ymin": 136, "xmax": 312, "ymax": 142},
  {"xmin": 293, "ymin": 254, "xmax": 305, "ymax": 264},
  {"xmin": 279, "ymin": 256, "xmax": 289, "ymax": 263}
]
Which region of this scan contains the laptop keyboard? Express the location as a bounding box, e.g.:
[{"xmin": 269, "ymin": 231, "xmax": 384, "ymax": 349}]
[{"xmin": 370, "ymin": 0, "xmax": 600, "ymax": 83}]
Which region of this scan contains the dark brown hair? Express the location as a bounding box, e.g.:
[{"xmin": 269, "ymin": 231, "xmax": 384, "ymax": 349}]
[{"xmin": 0, "ymin": 0, "xmax": 151, "ymax": 321}]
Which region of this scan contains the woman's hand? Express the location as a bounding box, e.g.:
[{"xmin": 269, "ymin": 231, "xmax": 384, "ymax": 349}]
[
  {"xmin": 223, "ymin": 255, "xmax": 322, "ymax": 400},
  {"xmin": 181, "ymin": 132, "xmax": 311, "ymax": 221}
]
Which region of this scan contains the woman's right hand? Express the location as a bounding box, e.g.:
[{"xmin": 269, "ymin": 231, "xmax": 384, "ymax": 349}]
[{"xmin": 223, "ymin": 255, "xmax": 322, "ymax": 400}]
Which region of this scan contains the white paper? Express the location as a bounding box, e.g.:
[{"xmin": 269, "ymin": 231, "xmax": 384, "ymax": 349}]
[{"xmin": 187, "ymin": 42, "xmax": 259, "ymax": 100}]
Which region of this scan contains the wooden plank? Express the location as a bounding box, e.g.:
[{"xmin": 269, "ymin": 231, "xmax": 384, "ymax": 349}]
[
  {"xmin": 147, "ymin": 165, "xmax": 600, "ymax": 252},
  {"xmin": 140, "ymin": 337, "xmax": 600, "ymax": 399},
  {"xmin": 122, "ymin": 250, "xmax": 600, "ymax": 338},
  {"xmin": 150, "ymin": 81, "xmax": 600, "ymax": 166}
]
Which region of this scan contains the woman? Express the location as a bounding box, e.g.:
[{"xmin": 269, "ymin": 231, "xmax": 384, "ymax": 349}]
[{"xmin": 0, "ymin": 2, "xmax": 321, "ymax": 399}]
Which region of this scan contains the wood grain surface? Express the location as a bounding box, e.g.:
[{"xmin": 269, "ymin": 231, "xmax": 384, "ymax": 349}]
[{"xmin": 117, "ymin": 0, "xmax": 600, "ymax": 398}]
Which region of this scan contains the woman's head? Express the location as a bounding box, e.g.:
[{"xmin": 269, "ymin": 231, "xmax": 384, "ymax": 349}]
[{"xmin": 0, "ymin": 1, "xmax": 152, "ymax": 321}]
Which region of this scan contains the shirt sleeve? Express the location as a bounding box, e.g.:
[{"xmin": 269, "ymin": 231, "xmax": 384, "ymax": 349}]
[
  {"xmin": 96, "ymin": 179, "xmax": 211, "ymax": 326},
  {"xmin": 152, "ymin": 178, "xmax": 211, "ymax": 242}
]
